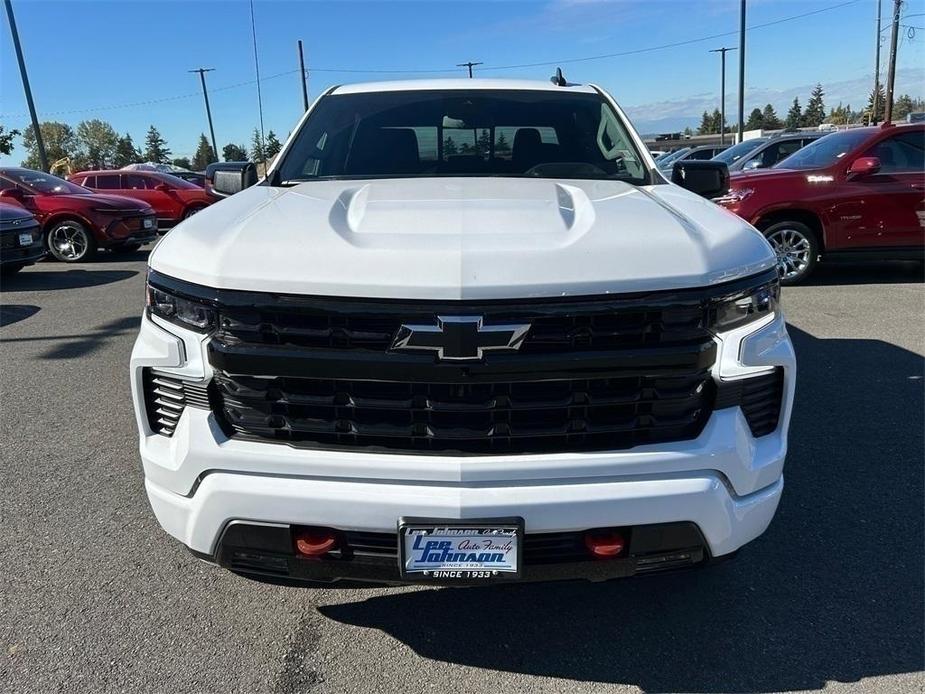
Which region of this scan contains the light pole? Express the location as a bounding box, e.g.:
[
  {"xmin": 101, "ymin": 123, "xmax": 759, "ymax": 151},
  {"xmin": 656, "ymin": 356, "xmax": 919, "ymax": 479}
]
[
  {"xmin": 4, "ymin": 0, "xmax": 47, "ymax": 171},
  {"xmin": 710, "ymin": 47, "xmax": 736, "ymax": 144},
  {"xmin": 737, "ymin": 0, "xmax": 746, "ymax": 143},
  {"xmin": 189, "ymin": 68, "xmax": 218, "ymax": 163},
  {"xmin": 871, "ymin": 0, "xmax": 882, "ymax": 124},
  {"xmin": 884, "ymin": 0, "xmax": 902, "ymax": 123}
]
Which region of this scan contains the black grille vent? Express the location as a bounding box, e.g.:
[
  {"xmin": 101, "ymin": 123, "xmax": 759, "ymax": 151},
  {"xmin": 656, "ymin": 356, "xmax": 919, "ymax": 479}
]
[
  {"xmin": 714, "ymin": 368, "xmax": 784, "ymax": 437},
  {"xmin": 212, "ymin": 369, "xmax": 715, "ymax": 455},
  {"xmin": 142, "ymin": 369, "xmax": 211, "ymax": 436}
]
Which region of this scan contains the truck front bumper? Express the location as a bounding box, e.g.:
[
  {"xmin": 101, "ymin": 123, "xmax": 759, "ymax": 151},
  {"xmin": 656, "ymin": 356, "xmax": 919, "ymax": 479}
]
[{"xmin": 132, "ymin": 309, "xmax": 795, "ymax": 582}]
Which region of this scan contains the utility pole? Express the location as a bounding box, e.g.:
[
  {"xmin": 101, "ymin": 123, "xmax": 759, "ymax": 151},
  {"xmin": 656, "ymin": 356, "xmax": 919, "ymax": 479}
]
[
  {"xmin": 709, "ymin": 47, "xmax": 736, "ymax": 144},
  {"xmin": 737, "ymin": 0, "xmax": 746, "ymax": 143},
  {"xmin": 457, "ymin": 61, "xmax": 482, "ymax": 78},
  {"xmin": 884, "ymin": 0, "xmax": 902, "ymax": 123},
  {"xmin": 189, "ymin": 68, "xmax": 218, "ymax": 163},
  {"xmin": 4, "ymin": 0, "xmax": 47, "ymax": 171},
  {"xmin": 871, "ymin": 0, "xmax": 882, "ymax": 125},
  {"xmin": 298, "ymin": 40, "xmax": 309, "ymax": 111}
]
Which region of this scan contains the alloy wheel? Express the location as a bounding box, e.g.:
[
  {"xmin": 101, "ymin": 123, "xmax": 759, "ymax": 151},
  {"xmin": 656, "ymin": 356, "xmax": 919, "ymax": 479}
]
[
  {"xmin": 50, "ymin": 224, "xmax": 89, "ymax": 261},
  {"xmin": 766, "ymin": 227, "xmax": 812, "ymax": 281}
]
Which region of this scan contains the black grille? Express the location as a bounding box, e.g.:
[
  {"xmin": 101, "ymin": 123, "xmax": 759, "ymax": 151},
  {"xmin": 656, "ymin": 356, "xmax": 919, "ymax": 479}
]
[
  {"xmin": 142, "ymin": 369, "xmax": 211, "ymax": 436},
  {"xmin": 715, "ymin": 368, "xmax": 784, "ymax": 437},
  {"xmin": 213, "ymin": 296, "xmax": 708, "ymax": 354},
  {"xmin": 212, "ymin": 369, "xmax": 714, "ymax": 454}
]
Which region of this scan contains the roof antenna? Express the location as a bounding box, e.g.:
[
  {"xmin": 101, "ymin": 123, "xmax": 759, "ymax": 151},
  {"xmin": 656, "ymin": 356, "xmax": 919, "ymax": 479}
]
[{"xmin": 550, "ymin": 67, "xmax": 568, "ymax": 87}]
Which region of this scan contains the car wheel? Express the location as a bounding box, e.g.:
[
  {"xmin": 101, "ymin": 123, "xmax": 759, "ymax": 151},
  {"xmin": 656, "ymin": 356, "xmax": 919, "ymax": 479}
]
[
  {"xmin": 112, "ymin": 243, "xmax": 142, "ymax": 254},
  {"xmin": 182, "ymin": 205, "xmax": 206, "ymax": 220},
  {"xmin": 1, "ymin": 263, "xmax": 25, "ymax": 276},
  {"xmin": 763, "ymin": 221, "xmax": 818, "ymax": 285},
  {"xmin": 46, "ymin": 220, "xmax": 97, "ymax": 262}
]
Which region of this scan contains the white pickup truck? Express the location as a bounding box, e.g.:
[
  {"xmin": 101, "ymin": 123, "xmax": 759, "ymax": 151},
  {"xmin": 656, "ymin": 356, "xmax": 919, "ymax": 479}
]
[{"xmin": 131, "ymin": 77, "xmax": 795, "ymax": 585}]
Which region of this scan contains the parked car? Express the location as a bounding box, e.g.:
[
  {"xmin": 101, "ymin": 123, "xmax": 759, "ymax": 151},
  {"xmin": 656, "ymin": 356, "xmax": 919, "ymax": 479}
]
[
  {"xmin": 0, "ymin": 203, "xmax": 44, "ymax": 275},
  {"xmin": 654, "ymin": 146, "xmax": 692, "ymax": 171},
  {"xmin": 69, "ymin": 170, "xmax": 215, "ymax": 230},
  {"xmin": 716, "ymin": 123, "xmax": 925, "ymax": 284},
  {"xmin": 0, "ymin": 168, "xmax": 157, "ymax": 262},
  {"xmin": 169, "ymin": 171, "xmax": 206, "ymax": 187},
  {"xmin": 712, "ymin": 137, "xmax": 767, "ymax": 167},
  {"xmin": 132, "ymin": 77, "xmax": 794, "ymax": 586},
  {"xmin": 722, "ymin": 132, "xmax": 824, "ymax": 172}
]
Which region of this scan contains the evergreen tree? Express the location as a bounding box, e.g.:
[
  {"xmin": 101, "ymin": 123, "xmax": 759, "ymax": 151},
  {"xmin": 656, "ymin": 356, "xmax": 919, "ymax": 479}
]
[
  {"xmin": 143, "ymin": 125, "xmax": 171, "ymax": 163},
  {"xmin": 222, "ymin": 143, "xmax": 249, "ymax": 161},
  {"xmin": 697, "ymin": 110, "xmax": 712, "ymax": 135},
  {"xmin": 894, "ymin": 94, "xmax": 916, "ymax": 120},
  {"xmin": 761, "ymin": 104, "xmax": 783, "ymax": 130},
  {"xmin": 265, "ymin": 130, "xmax": 282, "ymax": 158},
  {"xmin": 745, "ymin": 108, "xmax": 764, "ymax": 131},
  {"xmin": 476, "ymin": 128, "xmax": 492, "ymax": 156},
  {"xmin": 495, "ymin": 131, "xmax": 510, "ymax": 153},
  {"xmin": 866, "ymin": 86, "xmax": 886, "ymax": 123},
  {"xmin": 250, "ymin": 128, "xmax": 265, "ymax": 163},
  {"xmin": 802, "ymin": 84, "xmax": 826, "ymax": 127},
  {"xmin": 191, "ymin": 134, "xmax": 216, "ymax": 170},
  {"xmin": 785, "ymin": 98, "xmax": 802, "ymax": 129},
  {"xmin": 113, "ymin": 133, "xmax": 141, "ymax": 167},
  {"xmin": 443, "ymin": 136, "xmax": 458, "ymax": 156},
  {"xmin": 710, "ymin": 108, "xmax": 724, "ymax": 134}
]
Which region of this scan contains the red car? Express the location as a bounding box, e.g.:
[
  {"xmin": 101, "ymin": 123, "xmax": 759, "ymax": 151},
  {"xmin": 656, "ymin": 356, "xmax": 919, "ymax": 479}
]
[
  {"xmin": 69, "ymin": 170, "xmax": 215, "ymax": 231},
  {"xmin": 0, "ymin": 168, "xmax": 157, "ymax": 262},
  {"xmin": 716, "ymin": 123, "xmax": 924, "ymax": 284}
]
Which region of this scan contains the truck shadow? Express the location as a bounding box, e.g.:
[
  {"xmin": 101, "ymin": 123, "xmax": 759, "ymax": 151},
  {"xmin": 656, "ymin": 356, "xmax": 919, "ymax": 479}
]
[
  {"xmin": 0, "ymin": 268, "xmax": 137, "ymax": 292},
  {"xmin": 317, "ymin": 325, "xmax": 925, "ymax": 692},
  {"xmin": 803, "ymin": 260, "xmax": 923, "ymax": 286}
]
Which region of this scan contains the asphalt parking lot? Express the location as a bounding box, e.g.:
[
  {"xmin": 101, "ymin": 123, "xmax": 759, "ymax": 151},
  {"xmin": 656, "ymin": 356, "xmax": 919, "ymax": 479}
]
[{"xmin": 1, "ymin": 248, "xmax": 923, "ymax": 694}]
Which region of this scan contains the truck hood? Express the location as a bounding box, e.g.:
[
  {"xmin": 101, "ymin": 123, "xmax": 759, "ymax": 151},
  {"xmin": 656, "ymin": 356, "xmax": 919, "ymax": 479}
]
[{"xmin": 150, "ymin": 177, "xmax": 775, "ymax": 300}]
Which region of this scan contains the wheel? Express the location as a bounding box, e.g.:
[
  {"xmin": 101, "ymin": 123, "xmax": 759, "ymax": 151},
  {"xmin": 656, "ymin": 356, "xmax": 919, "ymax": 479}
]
[
  {"xmin": 763, "ymin": 221, "xmax": 818, "ymax": 285},
  {"xmin": 182, "ymin": 205, "xmax": 206, "ymax": 220},
  {"xmin": 112, "ymin": 243, "xmax": 142, "ymax": 253},
  {"xmin": 1, "ymin": 263, "xmax": 24, "ymax": 276},
  {"xmin": 46, "ymin": 220, "xmax": 97, "ymax": 262}
]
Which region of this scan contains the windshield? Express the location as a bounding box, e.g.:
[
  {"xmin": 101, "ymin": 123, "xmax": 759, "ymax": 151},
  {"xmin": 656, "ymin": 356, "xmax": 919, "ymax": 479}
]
[
  {"xmin": 713, "ymin": 138, "xmax": 765, "ymax": 164},
  {"xmin": 274, "ymin": 89, "xmax": 649, "ymax": 184},
  {"xmin": 656, "ymin": 147, "xmax": 691, "ymax": 169},
  {"xmin": 3, "ymin": 169, "xmax": 90, "ymax": 195},
  {"xmin": 156, "ymin": 173, "xmax": 200, "ymax": 190},
  {"xmin": 774, "ymin": 129, "xmax": 872, "ymax": 170}
]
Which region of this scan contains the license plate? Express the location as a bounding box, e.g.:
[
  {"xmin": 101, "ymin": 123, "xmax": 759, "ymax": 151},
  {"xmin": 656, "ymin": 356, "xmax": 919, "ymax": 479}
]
[
  {"xmin": 18, "ymin": 232, "xmax": 32, "ymax": 246},
  {"xmin": 143, "ymin": 218, "xmax": 154, "ymax": 229},
  {"xmin": 399, "ymin": 517, "xmax": 523, "ymax": 581}
]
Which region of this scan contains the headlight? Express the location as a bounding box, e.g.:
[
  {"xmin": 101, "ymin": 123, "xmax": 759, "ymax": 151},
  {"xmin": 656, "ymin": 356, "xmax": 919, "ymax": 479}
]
[
  {"xmin": 146, "ymin": 282, "xmax": 216, "ymax": 331},
  {"xmin": 713, "ymin": 187, "xmax": 754, "ymax": 205},
  {"xmin": 710, "ymin": 278, "xmax": 779, "ymax": 332}
]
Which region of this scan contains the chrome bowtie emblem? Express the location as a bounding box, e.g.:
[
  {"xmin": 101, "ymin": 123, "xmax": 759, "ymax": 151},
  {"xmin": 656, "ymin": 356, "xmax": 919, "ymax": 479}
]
[{"xmin": 391, "ymin": 315, "xmax": 531, "ymax": 361}]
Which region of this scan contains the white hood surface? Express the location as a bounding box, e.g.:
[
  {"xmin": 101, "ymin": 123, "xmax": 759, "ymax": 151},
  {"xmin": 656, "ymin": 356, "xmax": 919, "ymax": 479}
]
[{"xmin": 150, "ymin": 177, "xmax": 776, "ymax": 300}]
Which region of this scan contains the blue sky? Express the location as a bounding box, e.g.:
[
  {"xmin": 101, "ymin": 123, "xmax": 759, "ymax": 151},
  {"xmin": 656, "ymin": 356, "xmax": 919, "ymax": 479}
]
[{"xmin": 1, "ymin": 0, "xmax": 923, "ymax": 165}]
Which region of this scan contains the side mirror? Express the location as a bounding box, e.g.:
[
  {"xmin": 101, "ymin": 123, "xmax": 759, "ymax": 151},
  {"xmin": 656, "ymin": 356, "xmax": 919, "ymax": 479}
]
[
  {"xmin": 206, "ymin": 162, "xmax": 258, "ymax": 198},
  {"xmin": 154, "ymin": 183, "xmax": 171, "ymax": 192},
  {"xmin": 671, "ymin": 160, "xmax": 730, "ymax": 199},
  {"xmin": 0, "ymin": 188, "xmax": 25, "ymax": 202},
  {"xmin": 847, "ymin": 156, "xmax": 880, "ymax": 178}
]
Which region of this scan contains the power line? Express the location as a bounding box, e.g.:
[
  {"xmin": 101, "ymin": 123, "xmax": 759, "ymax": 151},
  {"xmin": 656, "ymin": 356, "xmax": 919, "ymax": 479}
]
[{"xmin": 0, "ymin": 0, "xmax": 864, "ymax": 121}]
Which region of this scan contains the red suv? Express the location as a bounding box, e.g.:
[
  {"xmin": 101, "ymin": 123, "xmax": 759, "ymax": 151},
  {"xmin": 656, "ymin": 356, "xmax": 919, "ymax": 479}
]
[
  {"xmin": 0, "ymin": 168, "xmax": 157, "ymax": 262},
  {"xmin": 716, "ymin": 123, "xmax": 924, "ymax": 283},
  {"xmin": 69, "ymin": 170, "xmax": 215, "ymax": 231}
]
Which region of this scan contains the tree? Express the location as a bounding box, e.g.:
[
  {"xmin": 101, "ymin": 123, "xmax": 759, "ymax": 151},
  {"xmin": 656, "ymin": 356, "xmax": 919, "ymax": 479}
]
[
  {"xmin": 21, "ymin": 121, "xmax": 79, "ymax": 169},
  {"xmin": 745, "ymin": 108, "xmax": 764, "ymax": 131},
  {"xmin": 0, "ymin": 125, "xmax": 19, "ymax": 156},
  {"xmin": 75, "ymin": 119, "xmax": 119, "ymax": 169},
  {"xmin": 495, "ymin": 130, "xmax": 510, "ymax": 153},
  {"xmin": 265, "ymin": 130, "xmax": 282, "ymax": 158},
  {"xmin": 866, "ymin": 86, "xmax": 886, "ymax": 124},
  {"xmin": 250, "ymin": 128, "xmax": 265, "ymax": 163},
  {"xmin": 143, "ymin": 125, "xmax": 171, "ymax": 163},
  {"xmin": 682, "ymin": 126, "xmax": 693, "ymax": 137},
  {"xmin": 785, "ymin": 97, "xmax": 802, "ymax": 129},
  {"xmin": 477, "ymin": 128, "xmax": 492, "ymax": 156},
  {"xmin": 113, "ymin": 133, "xmax": 141, "ymax": 167},
  {"xmin": 802, "ymin": 84, "xmax": 826, "ymax": 127},
  {"xmin": 222, "ymin": 143, "xmax": 248, "ymax": 161},
  {"xmin": 172, "ymin": 157, "xmax": 192, "ymax": 170},
  {"xmin": 443, "ymin": 136, "xmax": 458, "ymax": 156},
  {"xmin": 761, "ymin": 103, "xmax": 783, "ymax": 130},
  {"xmin": 191, "ymin": 134, "xmax": 216, "ymax": 170},
  {"xmin": 710, "ymin": 108, "xmax": 726, "ymax": 134},
  {"xmin": 697, "ymin": 110, "xmax": 713, "ymax": 135},
  {"xmin": 894, "ymin": 94, "xmax": 916, "ymax": 120}
]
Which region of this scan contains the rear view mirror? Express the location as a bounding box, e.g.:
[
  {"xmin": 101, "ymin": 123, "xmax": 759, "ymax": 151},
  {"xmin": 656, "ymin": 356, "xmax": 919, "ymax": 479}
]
[
  {"xmin": 206, "ymin": 162, "xmax": 258, "ymax": 198},
  {"xmin": 671, "ymin": 160, "xmax": 730, "ymax": 199},
  {"xmin": 847, "ymin": 156, "xmax": 880, "ymax": 178}
]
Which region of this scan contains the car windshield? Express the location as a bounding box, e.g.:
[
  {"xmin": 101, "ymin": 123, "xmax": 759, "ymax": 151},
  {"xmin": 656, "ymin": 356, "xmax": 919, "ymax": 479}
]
[
  {"xmin": 656, "ymin": 147, "xmax": 692, "ymax": 168},
  {"xmin": 712, "ymin": 138, "xmax": 765, "ymax": 164},
  {"xmin": 4, "ymin": 169, "xmax": 90, "ymax": 195},
  {"xmin": 274, "ymin": 89, "xmax": 649, "ymax": 184},
  {"xmin": 156, "ymin": 173, "xmax": 200, "ymax": 190},
  {"xmin": 774, "ymin": 129, "xmax": 872, "ymax": 170}
]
